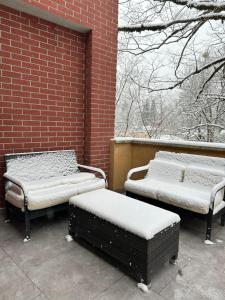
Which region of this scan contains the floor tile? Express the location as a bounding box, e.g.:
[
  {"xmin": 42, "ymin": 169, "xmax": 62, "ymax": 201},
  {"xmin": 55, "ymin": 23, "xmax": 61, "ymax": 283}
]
[
  {"xmin": 28, "ymin": 244, "xmax": 123, "ymax": 300},
  {"xmin": 0, "ymin": 256, "xmax": 40, "ymax": 300},
  {"xmin": 160, "ymin": 259, "xmax": 225, "ymax": 300},
  {"xmin": 0, "ymin": 220, "xmax": 24, "ymax": 243},
  {"xmin": 1, "ymin": 214, "xmax": 224, "ymax": 300},
  {"xmin": 150, "ymin": 261, "xmax": 182, "ymax": 294},
  {"xmin": 31, "ymin": 293, "xmax": 48, "ymax": 300},
  {"xmin": 0, "ymin": 248, "xmax": 7, "ymax": 261},
  {"xmin": 95, "ymin": 276, "xmax": 164, "ymax": 300},
  {"xmin": 179, "ymin": 228, "xmax": 225, "ymax": 269},
  {"xmin": 2, "ymin": 217, "xmax": 76, "ymax": 274}
]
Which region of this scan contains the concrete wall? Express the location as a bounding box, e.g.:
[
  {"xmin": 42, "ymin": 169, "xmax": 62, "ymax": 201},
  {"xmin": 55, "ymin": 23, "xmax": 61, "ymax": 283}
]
[{"xmin": 109, "ymin": 138, "xmax": 225, "ymax": 191}]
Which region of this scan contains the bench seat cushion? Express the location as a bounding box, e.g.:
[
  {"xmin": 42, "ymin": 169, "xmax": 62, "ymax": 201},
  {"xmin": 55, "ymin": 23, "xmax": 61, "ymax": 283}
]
[
  {"xmin": 70, "ymin": 189, "xmax": 180, "ymax": 240},
  {"xmin": 157, "ymin": 184, "xmax": 216, "ymax": 214},
  {"xmin": 6, "ymin": 178, "xmax": 105, "ymax": 210},
  {"xmin": 125, "ymin": 179, "xmax": 223, "ymax": 215},
  {"xmin": 125, "ymin": 178, "xmax": 167, "ymax": 199},
  {"xmin": 74, "ymin": 178, "xmax": 105, "ymax": 195},
  {"xmin": 8, "ymin": 172, "xmax": 96, "ymax": 195},
  {"xmin": 125, "ymin": 160, "xmax": 225, "ymax": 215}
]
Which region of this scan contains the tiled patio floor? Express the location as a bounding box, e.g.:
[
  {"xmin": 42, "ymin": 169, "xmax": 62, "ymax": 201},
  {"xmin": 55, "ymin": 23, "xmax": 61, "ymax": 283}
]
[{"xmin": 0, "ymin": 211, "xmax": 225, "ymax": 300}]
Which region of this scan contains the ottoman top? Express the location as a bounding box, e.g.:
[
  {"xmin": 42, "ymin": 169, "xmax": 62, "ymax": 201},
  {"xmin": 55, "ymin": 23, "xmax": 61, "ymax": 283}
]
[{"xmin": 70, "ymin": 189, "xmax": 180, "ymax": 240}]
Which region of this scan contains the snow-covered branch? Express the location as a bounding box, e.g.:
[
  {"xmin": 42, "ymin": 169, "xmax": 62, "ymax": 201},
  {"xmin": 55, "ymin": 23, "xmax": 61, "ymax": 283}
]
[
  {"xmin": 159, "ymin": 0, "xmax": 225, "ymax": 12},
  {"xmin": 181, "ymin": 123, "xmax": 225, "ymax": 131},
  {"xmin": 119, "ymin": 13, "xmax": 225, "ymax": 32}
]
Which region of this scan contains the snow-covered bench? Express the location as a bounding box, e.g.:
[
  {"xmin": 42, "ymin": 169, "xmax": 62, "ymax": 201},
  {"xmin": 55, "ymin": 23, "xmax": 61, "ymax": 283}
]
[
  {"xmin": 4, "ymin": 150, "xmax": 106, "ymax": 242},
  {"xmin": 125, "ymin": 151, "xmax": 225, "ymax": 242},
  {"xmin": 68, "ymin": 189, "xmax": 180, "ymax": 290}
]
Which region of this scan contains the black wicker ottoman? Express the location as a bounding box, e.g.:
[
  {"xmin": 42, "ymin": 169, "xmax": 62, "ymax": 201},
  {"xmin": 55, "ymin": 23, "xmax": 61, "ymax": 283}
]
[{"xmin": 68, "ymin": 189, "xmax": 180, "ymax": 289}]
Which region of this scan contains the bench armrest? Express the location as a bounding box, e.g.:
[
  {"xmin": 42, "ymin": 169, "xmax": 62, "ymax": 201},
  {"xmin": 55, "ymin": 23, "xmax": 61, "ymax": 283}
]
[
  {"xmin": 3, "ymin": 173, "xmax": 29, "ymax": 207},
  {"xmin": 3, "ymin": 173, "xmax": 26, "ymax": 193},
  {"xmin": 127, "ymin": 164, "xmax": 150, "ymax": 180},
  {"xmin": 78, "ymin": 164, "xmax": 107, "ymax": 185},
  {"xmin": 210, "ymin": 178, "xmax": 225, "ymax": 209}
]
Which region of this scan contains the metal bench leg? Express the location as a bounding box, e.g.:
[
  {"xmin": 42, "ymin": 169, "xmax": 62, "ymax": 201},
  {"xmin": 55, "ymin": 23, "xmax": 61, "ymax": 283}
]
[
  {"xmin": 5, "ymin": 201, "xmax": 11, "ymax": 223},
  {"xmin": 206, "ymin": 209, "xmax": 213, "ymax": 241},
  {"xmin": 221, "ymin": 213, "xmax": 225, "ymax": 227},
  {"xmin": 24, "ymin": 205, "xmax": 31, "ymax": 243}
]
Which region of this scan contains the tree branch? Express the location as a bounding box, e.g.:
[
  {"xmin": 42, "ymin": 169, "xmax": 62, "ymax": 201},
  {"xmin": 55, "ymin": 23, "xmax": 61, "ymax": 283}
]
[
  {"xmin": 157, "ymin": 0, "xmax": 225, "ymax": 12},
  {"xmin": 130, "ymin": 56, "xmax": 225, "ymax": 92},
  {"xmin": 118, "ymin": 13, "xmax": 225, "ymax": 32}
]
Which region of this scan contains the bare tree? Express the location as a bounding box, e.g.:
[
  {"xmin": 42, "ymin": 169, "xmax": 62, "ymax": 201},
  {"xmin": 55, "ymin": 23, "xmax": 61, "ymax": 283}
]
[
  {"xmin": 176, "ymin": 54, "xmax": 225, "ymax": 142},
  {"xmin": 118, "ymin": 0, "xmax": 225, "ymax": 94},
  {"xmin": 115, "ymin": 51, "xmax": 176, "ymax": 138}
]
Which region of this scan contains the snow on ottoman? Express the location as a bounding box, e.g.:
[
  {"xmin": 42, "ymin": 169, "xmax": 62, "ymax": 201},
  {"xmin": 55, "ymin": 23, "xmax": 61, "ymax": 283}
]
[{"xmin": 68, "ymin": 189, "xmax": 180, "ymax": 288}]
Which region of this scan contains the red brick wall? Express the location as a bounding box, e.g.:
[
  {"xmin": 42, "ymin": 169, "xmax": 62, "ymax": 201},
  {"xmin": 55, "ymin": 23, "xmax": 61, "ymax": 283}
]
[
  {"xmin": 20, "ymin": 0, "xmax": 118, "ymax": 171},
  {"xmin": 0, "ymin": 1, "xmax": 118, "ymax": 208}
]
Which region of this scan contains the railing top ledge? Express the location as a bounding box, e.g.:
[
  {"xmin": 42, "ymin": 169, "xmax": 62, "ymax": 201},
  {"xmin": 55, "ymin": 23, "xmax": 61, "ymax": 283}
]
[{"xmin": 112, "ymin": 137, "xmax": 225, "ymax": 152}]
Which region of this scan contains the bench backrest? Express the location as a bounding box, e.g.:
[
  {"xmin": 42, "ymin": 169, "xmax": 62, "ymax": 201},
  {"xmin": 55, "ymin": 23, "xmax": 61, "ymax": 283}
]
[
  {"xmin": 145, "ymin": 160, "xmax": 185, "ymax": 183},
  {"xmin": 155, "ymin": 151, "xmax": 225, "ymax": 172},
  {"xmin": 5, "ymin": 150, "xmax": 79, "ymax": 182}
]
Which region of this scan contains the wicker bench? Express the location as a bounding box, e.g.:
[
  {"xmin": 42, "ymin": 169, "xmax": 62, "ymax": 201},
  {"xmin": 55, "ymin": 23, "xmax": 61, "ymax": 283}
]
[
  {"xmin": 3, "ymin": 150, "xmax": 106, "ymax": 242},
  {"xmin": 68, "ymin": 189, "xmax": 180, "ymax": 288},
  {"xmin": 125, "ymin": 151, "xmax": 225, "ymax": 242}
]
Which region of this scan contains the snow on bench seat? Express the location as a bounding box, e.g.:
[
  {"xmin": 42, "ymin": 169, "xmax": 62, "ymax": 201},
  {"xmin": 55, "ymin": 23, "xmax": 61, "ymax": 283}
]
[
  {"xmin": 124, "ymin": 151, "xmax": 225, "ymax": 241},
  {"xmin": 125, "ymin": 157, "xmax": 225, "ymax": 214},
  {"xmin": 8, "ymin": 173, "xmax": 96, "ymax": 196},
  {"xmin": 125, "ymin": 159, "xmax": 185, "ymax": 200},
  {"xmin": 69, "ymin": 189, "xmax": 180, "ymax": 240},
  {"xmin": 6, "ymin": 178, "xmax": 105, "ymax": 210}
]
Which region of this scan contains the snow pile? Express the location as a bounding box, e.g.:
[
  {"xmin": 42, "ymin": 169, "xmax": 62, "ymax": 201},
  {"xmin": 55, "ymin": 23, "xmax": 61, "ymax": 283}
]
[
  {"xmin": 204, "ymin": 240, "xmax": 214, "ymax": 245},
  {"xmin": 70, "ymin": 189, "xmax": 180, "ymax": 240},
  {"xmin": 137, "ymin": 283, "xmax": 150, "ymax": 293},
  {"xmin": 6, "ymin": 150, "xmax": 79, "ymax": 182},
  {"xmin": 215, "ymin": 239, "xmax": 223, "ymax": 243},
  {"xmin": 65, "ymin": 235, "xmax": 73, "ymax": 242}
]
